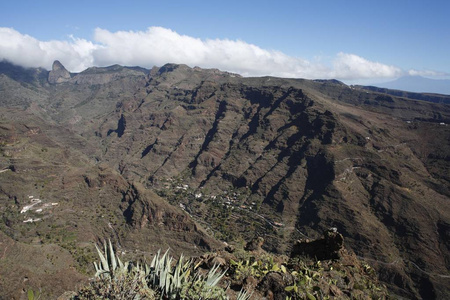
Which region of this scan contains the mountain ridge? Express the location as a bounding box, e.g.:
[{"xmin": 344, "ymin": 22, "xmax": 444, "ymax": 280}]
[
  {"xmin": 354, "ymin": 84, "xmax": 450, "ymax": 105},
  {"xmin": 0, "ymin": 60, "xmax": 449, "ymax": 299}
]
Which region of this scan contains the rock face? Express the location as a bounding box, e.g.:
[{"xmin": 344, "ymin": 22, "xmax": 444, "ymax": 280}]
[
  {"xmin": 48, "ymin": 60, "xmax": 71, "ymax": 84},
  {"xmin": 0, "ymin": 61, "xmax": 450, "ymax": 299},
  {"xmin": 291, "ymin": 228, "xmax": 345, "ymax": 260}
]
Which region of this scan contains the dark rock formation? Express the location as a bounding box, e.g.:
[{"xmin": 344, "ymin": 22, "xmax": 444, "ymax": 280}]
[
  {"xmin": 48, "ymin": 60, "xmax": 71, "ymax": 84},
  {"xmin": 290, "ymin": 228, "xmax": 345, "ymax": 260},
  {"xmin": 107, "ymin": 114, "xmax": 126, "ymax": 137}
]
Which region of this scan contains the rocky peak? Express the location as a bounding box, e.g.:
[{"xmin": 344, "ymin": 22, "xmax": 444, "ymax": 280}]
[{"xmin": 48, "ymin": 60, "xmax": 71, "ymax": 84}]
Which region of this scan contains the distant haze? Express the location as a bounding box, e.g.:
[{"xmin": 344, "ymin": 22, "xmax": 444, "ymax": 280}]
[{"xmin": 376, "ymin": 76, "xmax": 450, "ymax": 95}]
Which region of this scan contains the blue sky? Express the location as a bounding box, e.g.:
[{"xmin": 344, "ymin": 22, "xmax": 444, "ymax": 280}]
[{"xmin": 1, "ymin": 0, "xmax": 449, "ymax": 84}]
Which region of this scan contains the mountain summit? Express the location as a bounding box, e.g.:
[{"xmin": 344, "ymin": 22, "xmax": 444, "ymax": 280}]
[{"xmin": 48, "ymin": 60, "xmax": 71, "ymax": 84}]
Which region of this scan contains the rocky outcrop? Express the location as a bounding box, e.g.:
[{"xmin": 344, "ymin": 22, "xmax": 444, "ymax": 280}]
[
  {"xmin": 189, "ymin": 233, "xmax": 388, "ymax": 300},
  {"xmin": 48, "ymin": 60, "xmax": 71, "ymax": 84},
  {"xmin": 291, "ymin": 228, "xmax": 345, "ymax": 260}
]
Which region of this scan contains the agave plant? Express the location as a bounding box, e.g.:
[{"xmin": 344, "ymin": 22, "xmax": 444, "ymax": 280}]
[
  {"xmin": 148, "ymin": 249, "xmax": 203, "ymax": 299},
  {"xmin": 77, "ymin": 240, "xmax": 155, "ymax": 299},
  {"xmin": 78, "ymin": 239, "xmax": 251, "ymax": 300},
  {"xmin": 236, "ymin": 288, "xmax": 253, "ymax": 300},
  {"xmin": 205, "ymin": 264, "xmax": 227, "ymax": 287},
  {"xmin": 93, "ymin": 239, "xmax": 129, "ymax": 279},
  {"xmin": 179, "ymin": 263, "xmax": 229, "ymax": 300}
]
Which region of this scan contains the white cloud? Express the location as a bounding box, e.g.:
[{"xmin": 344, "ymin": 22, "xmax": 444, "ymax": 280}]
[
  {"xmin": 407, "ymin": 69, "xmax": 448, "ymax": 77},
  {"xmin": 0, "ymin": 26, "xmax": 438, "ymax": 81},
  {"xmin": 92, "ymin": 27, "xmax": 208, "ymax": 68},
  {"xmin": 331, "ymin": 53, "xmax": 403, "ymax": 79},
  {"xmin": 0, "ymin": 27, "xmax": 98, "ymax": 72},
  {"xmin": 91, "ymin": 27, "xmax": 340, "ymax": 79}
]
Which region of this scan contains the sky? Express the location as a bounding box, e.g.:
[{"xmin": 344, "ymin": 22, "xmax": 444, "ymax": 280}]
[{"xmin": 1, "ymin": 0, "xmax": 449, "ymax": 85}]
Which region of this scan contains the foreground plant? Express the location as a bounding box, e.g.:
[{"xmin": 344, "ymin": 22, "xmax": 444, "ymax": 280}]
[
  {"xmin": 230, "ymin": 253, "xmax": 286, "ymax": 281},
  {"xmin": 73, "ymin": 240, "xmax": 250, "ymax": 300},
  {"xmin": 75, "ymin": 240, "xmax": 155, "ymax": 299}
]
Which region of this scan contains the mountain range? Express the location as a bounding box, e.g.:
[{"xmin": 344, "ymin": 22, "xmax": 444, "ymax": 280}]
[
  {"xmin": 0, "ymin": 60, "xmax": 449, "ymax": 299},
  {"xmin": 372, "ymin": 76, "xmax": 450, "ymax": 95}
]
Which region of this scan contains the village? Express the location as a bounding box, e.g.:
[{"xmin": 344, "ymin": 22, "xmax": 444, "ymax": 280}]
[
  {"xmin": 20, "ymin": 195, "xmax": 59, "ymax": 223},
  {"xmin": 156, "ymin": 178, "xmax": 286, "ymax": 241}
]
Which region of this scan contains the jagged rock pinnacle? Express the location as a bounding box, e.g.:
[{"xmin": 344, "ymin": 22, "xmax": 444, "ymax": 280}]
[{"xmin": 48, "ymin": 60, "xmax": 71, "ymax": 84}]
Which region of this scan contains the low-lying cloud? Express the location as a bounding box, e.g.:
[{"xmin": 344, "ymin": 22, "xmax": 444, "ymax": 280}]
[
  {"xmin": 407, "ymin": 69, "xmax": 448, "ymax": 77},
  {"xmin": 0, "ymin": 26, "xmax": 441, "ymax": 81},
  {"xmin": 0, "ymin": 27, "xmax": 97, "ymax": 72}
]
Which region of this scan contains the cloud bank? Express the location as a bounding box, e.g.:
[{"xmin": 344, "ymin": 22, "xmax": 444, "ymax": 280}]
[{"xmin": 0, "ymin": 26, "xmax": 439, "ymax": 81}]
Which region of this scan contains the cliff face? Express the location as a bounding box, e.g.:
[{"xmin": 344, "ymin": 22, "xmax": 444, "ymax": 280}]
[{"xmin": 0, "ymin": 61, "xmax": 449, "ymax": 298}]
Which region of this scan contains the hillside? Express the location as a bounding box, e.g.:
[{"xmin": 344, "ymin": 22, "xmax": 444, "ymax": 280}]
[
  {"xmin": 0, "ymin": 61, "xmax": 449, "ymax": 299},
  {"xmin": 354, "ymin": 84, "xmax": 450, "ymax": 105}
]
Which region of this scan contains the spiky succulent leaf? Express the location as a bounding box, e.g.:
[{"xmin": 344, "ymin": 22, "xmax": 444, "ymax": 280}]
[
  {"xmin": 205, "ymin": 264, "xmax": 227, "ymax": 287},
  {"xmin": 237, "ymin": 288, "xmax": 253, "ymax": 300},
  {"xmin": 109, "ymin": 239, "xmax": 117, "ymax": 272}
]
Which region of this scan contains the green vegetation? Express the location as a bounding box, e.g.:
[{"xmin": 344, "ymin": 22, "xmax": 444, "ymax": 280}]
[
  {"xmin": 284, "ymin": 257, "xmax": 389, "ymax": 300},
  {"xmin": 27, "ymin": 289, "xmax": 41, "ymax": 300},
  {"xmin": 230, "ymin": 253, "xmax": 286, "ymax": 281},
  {"xmin": 154, "ymin": 178, "xmax": 278, "ymax": 244},
  {"xmin": 71, "ymin": 239, "xmax": 389, "ymax": 299},
  {"xmin": 73, "ymin": 240, "xmax": 248, "ymax": 299}
]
